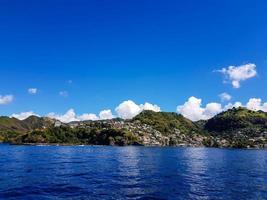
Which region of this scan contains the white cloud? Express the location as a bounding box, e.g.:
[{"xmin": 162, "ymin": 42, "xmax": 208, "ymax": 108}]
[
  {"xmin": 47, "ymin": 109, "xmax": 116, "ymax": 123},
  {"xmin": 224, "ymin": 102, "xmax": 243, "ymax": 110},
  {"xmin": 246, "ymin": 98, "xmax": 267, "ymax": 112},
  {"xmin": 11, "ymin": 111, "xmax": 39, "ymax": 120},
  {"xmin": 115, "ymin": 100, "xmax": 161, "ymax": 119},
  {"xmin": 177, "ymin": 97, "xmax": 222, "ymax": 121},
  {"xmin": 140, "ymin": 102, "xmax": 161, "ymax": 112},
  {"xmin": 204, "ymin": 103, "xmax": 223, "ymax": 119},
  {"xmin": 28, "ymin": 88, "xmax": 38, "ymax": 94},
  {"xmin": 47, "ymin": 109, "xmax": 100, "ymax": 123},
  {"xmin": 59, "ymin": 91, "xmax": 69, "ymax": 97},
  {"xmin": 78, "ymin": 113, "xmax": 99, "ymax": 121},
  {"xmin": 177, "ymin": 97, "xmax": 205, "ymax": 121},
  {"xmin": 177, "ymin": 96, "xmax": 267, "ymax": 121},
  {"xmin": 8, "ymin": 97, "xmax": 267, "ymax": 124},
  {"xmin": 116, "ymin": 100, "xmax": 142, "ymax": 119},
  {"xmin": 0, "ymin": 95, "xmax": 13, "ymax": 105},
  {"xmin": 45, "ymin": 100, "xmax": 160, "ymax": 122},
  {"xmin": 224, "ymin": 98, "xmax": 267, "ymax": 112},
  {"xmin": 47, "ymin": 109, "xmax": 77, "ymax": 123},
  {"xmin": 219, "ymin": 92, "xmax": 231, "ymax": 102},
  {"xmin": 99, "ymin": 109, "xmax": 114, "ymax": 120},
  {"xmin": 263, "ymin": 103, "xmax": 267, "ymax": 112},
  {"xmin": 217, "ymin": 63, "xmax": 257, "ymax": 88}
]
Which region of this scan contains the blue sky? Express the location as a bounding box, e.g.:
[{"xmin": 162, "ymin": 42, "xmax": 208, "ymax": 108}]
[{"xmin": 0, "ymin": 0, "xmax": 267, "ymax": 120}]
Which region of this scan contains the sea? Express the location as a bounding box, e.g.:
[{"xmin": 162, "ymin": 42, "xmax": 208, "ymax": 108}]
[{"xmin": 0, "ymin": 144, "xmax": 266, "ymax": 200}]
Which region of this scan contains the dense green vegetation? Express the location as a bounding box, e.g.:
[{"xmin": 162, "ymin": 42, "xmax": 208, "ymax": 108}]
[
  {"xmin": 205, "ymin": 108, "xmax": 267, "ymax": 135},
  {"xmin": 203, "ymin": 108, "xmax": 267, "ymax": 148},
  {"xmin": 133, "ymin": 110, "xmax": 201, "ymax": 135},
  {"xmin": 0, "ymin": 117, "xmax": 29, "ymax": 133},
  {"xmin": 0, "ymin": 116, "xmax": 55, "ymax": 134},
  {"xmin": 11, "ymin": 126, "xmax": 141, "ymax": 146}
]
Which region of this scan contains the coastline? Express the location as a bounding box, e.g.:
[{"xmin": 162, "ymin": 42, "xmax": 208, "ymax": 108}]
[{"xmin": 3, "ymin": 142, "xmax": 266, "ymax": 149}]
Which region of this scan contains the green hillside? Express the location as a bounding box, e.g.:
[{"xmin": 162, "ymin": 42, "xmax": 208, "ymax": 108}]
[
  {"xmin": 0, "ymin": 109, "xmax": 266, "ymax": 148},
  {"xmin": 0, "ymin": 116, "xmax": 55, "ymax": 142},
  {"xmin": 204, "ymin": 107, "xmax": 267, "ymax": 136},
  {"xmin": 132, "ymin": 110, "xmax": 202, "ymax": 135},
  {"xmin": 0, "ymin": 117, "xmax": 29, "ymax": 133}
]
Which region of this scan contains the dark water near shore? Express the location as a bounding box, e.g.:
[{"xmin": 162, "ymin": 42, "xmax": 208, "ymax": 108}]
[{"xmin": 0, "ymin": 144, "xmax": 266, "ymax": 200}]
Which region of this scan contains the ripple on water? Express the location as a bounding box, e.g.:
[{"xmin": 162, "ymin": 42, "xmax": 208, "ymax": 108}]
[{"xmin": 0, "ymin": 145, "xmax": 266, "ymax": 200}]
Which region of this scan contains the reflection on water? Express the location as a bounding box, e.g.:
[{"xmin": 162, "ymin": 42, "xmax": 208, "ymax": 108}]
[
  {"xmin": 183, "ymin": 148, "xmax": 210, "ymax": 199},
  {"xmin": 0, "ymin": 145, "xmax": 266, "ymax": 200},
  {"xmin": 116, "ymin": 147, "xmax": 144, "ymax": 197}
]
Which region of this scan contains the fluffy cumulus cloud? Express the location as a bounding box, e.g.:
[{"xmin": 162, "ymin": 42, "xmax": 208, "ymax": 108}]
[
  {"xmin": 246, "ymin": 98, "xmax": 267, "ymax": 112},
  {"xmin": 224, "ymin": 98, "xmax": 267, "ymax": 112},
  {"xmin": 177, "ymin": 97, "xmax": 223, "ymax": 121},
  {"xmin": 46, "ymin": 109, "xmax": 116, "ymax": 123},
  {"xmin": 47, "ymin": 109, "xmax": 77, "ymax": 123},
  {"xmin": 177, "ymin": 97, "xmax": 206, "ymax": 121},
  {"xmin": 47, "ymin": 109, "xmax": 100, "ymax": 123},
  {"xmin": 140, "ymin": 102, "xmax": 161, "ymax": 112},
  {"xmin": 115, "ymin": 100, "xmax": 161, "ymax": 119},
  {"xmin": 28, "ymin": 88, "xmax": 38, "ymax": 94},
  {"xmin": 204, "ymin": 103, "xmax": 223, "ymax": 119},
  {"xmin": 9, "ymin": 98, "xmax": 267, "ymax": 123},
  {"xmin": 115, "ymin": 100, "xmax": 142, "ymax": 119},
  {"xmin": 99, "ymin": 109, "xmax": 114, "ymax": 120},
  {"xmin": 11, "ymin": 111, "xmax": 39, "ymax": 120},
  {"xmin": 11, "ymin": 100, "xmax": 160, "ymax": 122},
  {"xmin": 78, "ymin": 113, "xmax": 99, "ymax": 121},
  {"xmin": 217, "ymin": 63, "xmax": 257, "ymax": 88},
  {"xmin": 224, "ymin": 102, "xmax": 243, "ymax": 110},
  {"xmin": 219, "ymin": 92, "xmax": 231, "ymax": 102},
  {"xmin": 0, "ymin": 95, "xmax": 13, "ymax": 105},
  {"xmin": 177, "ymin": 96, "xmax": 267, "ymax": 121}
]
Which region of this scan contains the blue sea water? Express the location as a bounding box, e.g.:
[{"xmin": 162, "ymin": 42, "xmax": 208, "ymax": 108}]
[{"xmin": 0, "ymin": 144, "xmax": 266, "ymax": 200}]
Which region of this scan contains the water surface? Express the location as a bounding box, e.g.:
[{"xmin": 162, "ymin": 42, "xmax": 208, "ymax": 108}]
[{"xmin": 0, "ymin": 144, "xmax": 266, "ymax": 200}]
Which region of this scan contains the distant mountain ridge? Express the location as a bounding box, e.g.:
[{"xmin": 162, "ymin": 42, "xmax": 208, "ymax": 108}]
[
  {"xmin": 0, "ymin": 116, "xmax": 56, "ymax": 133},
  {"xmin": 0, "ymin": 108, "xmax": 266, "ymax": 148}
]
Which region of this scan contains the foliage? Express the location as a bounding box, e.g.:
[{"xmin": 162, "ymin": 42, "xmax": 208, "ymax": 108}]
[
  {"xmin": 204, "ymin": 107, "xmax": 267, "ymax": 136},
  {"xmin": 12, "ymin": 126, "xmax": 141, "ymax": 146},
  {"xmin": 0, "ymin": 108, "xmax": 266, "ymax": 148},
  {"xmin": 132, "ymin": 110, "xmax": 201, "ymax": 135}
]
